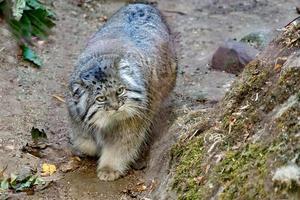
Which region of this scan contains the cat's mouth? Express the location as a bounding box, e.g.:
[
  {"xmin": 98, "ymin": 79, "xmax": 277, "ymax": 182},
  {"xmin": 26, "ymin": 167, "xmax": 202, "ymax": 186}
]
[
  {"xmin": 88, "ymin": 104, "xmax": 134, "ymax": 123},
  {"xmin": 103, "ymin": 108, "xmax": 125, "ymax": 119}
]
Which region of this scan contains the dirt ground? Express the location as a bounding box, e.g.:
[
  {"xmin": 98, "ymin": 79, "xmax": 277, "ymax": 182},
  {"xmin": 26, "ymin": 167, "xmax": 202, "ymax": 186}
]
[{"xmin": 0, "ymin": 0, "xmax": 298, "ymax": 199}]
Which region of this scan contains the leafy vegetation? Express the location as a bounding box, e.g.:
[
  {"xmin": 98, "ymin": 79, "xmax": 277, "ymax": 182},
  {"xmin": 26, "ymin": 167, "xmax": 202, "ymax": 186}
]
[
  {"xmin": 31, "ymin": 127, "xmax": 47, "ymax": 141},
  {"xmin": 0, "ymin": 172, "xmax": 45, "ymax": 196},
  {"xmin": 0, "ymin": 0, "xmax": 55, "ymax": 67}
]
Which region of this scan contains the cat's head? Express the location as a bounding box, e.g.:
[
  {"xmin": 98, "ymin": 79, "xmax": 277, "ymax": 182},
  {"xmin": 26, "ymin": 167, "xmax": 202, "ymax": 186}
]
[{"xmin": 68, "ymin": 55, "xmax": 148, "ymax": 129}]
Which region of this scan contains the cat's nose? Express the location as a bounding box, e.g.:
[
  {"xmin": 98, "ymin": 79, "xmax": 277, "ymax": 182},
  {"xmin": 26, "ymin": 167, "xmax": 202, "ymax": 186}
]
[{"xmin": 110, "ymin": 103, "xmax": 119, "ymax": 111}]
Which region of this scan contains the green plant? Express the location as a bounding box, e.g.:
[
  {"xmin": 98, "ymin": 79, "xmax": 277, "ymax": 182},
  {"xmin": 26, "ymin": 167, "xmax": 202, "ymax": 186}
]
[{"xmin": 0, "ymin": 0, "xmax": 56, "ymax": 67}]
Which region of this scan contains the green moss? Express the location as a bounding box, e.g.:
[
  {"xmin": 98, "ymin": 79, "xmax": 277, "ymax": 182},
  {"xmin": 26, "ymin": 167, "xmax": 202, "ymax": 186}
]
[
  {"xmin": 171, "ymin": 37, "xmax": 300, "ymax": 199},
  {"xmin": 223, "ymin": 61, "xmax": 270, "ymax": 109},
  {"xmin": 215, "ymin": 144, "xmax": 269, "ymax": 200},
  {"xmin": 172, "ymin": 139, "xmax": 291, "ymax": 200},
  {"xmin": 276, "ymin": 104, "xmax": 300, "ymax": 135},
  {"xmin": 171, "ymin": 137, "xmax": 205, "ymax": 200},
  {"xmin": 221, "ymin": 108, "xmax": 262, "ymax": 145},
  {"xmin": 221, "ymin": 66, "xmax": 300, "ymax": 145},
  {"xmin": 263, "ymin": 67, "xmax": 300, "ymax": 112}
]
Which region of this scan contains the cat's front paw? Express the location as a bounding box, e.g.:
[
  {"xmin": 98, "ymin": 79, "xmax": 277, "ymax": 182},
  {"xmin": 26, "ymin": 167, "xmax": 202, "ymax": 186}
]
[{"xmin": 97, "ymin": 167, "xmax": 122, "ymax": 181}]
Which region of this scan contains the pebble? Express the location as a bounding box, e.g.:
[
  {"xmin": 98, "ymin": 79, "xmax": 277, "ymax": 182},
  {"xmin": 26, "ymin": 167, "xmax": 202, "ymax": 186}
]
[
  {"xmin": 211, "ymin": 40, "xmax": 259, "ymax": 74},
  {"xmin": 5, "ymin": 145, "xmax": 15, "ymax": 150}
]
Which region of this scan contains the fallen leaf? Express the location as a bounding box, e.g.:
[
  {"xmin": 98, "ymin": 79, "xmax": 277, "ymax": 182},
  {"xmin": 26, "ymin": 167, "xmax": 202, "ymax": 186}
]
[
  {"xmin": 0, "ymin": 179, "xmax": 9, "ymax": 190},
  {"xmin": 12, "ymin": 0, "xmax": 26, "ymax": 20},
  {"xmin": 21, "ymin": 143, "xmax": 47, "ymax": 158},
  {"xmin": 26, "ymin": 0, "xmax": 56, "ymax": 19},
  {"xmin": 194, "ymin": 176, "xmax": 204, "ymax": 185},
  {"xmin": 31, "ymin": 127, "xmax": 47, "ymax": 142},
  {"xmin": 34, "ymin": 180, "xmax": 51, "ymax": 191},
  {"xmin": 274, "ymin": 63, "xmax": 282, "ymax": 72},
  {"xmin": 0, "ymin": 165, "xmax": 7, "ymax": 180},
  {"xmin": 0, "ymin": 171, "xmax": 45, "ymax": 193},
  {"xmin": 41, "ymin": 163, "xmax": 56, "ymax": 176},
  {"xmin": 135, "ymin": 184, "xmax": 147, "ymax": 192},
  {"xmin": 134, "ymin": 182, "xmax": 147, "ymax": 192},
  {"xmin": 60, "ymin": 157, "xmax": 80, "ymax": 173},
  {"xmin": 274, "ymin": 57, "xmax": 287, "ymax": 72},
  {"xmin": 22, "ymin": 45, "xmax": 43, "ymax": 67}
]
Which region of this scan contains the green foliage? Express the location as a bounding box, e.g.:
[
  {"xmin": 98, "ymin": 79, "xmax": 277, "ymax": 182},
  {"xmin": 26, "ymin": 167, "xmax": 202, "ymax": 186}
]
[
  {"xmin": 26, "ymin": 0, "xmax": 55, "ymax": 18},
  {"xmin": 216, "ymin": 144, "xmax": 269, "ymax": 199},
  {"xmin": 172, "ymin": 137, "xmax": 205, "ymax": 200},
  {"xmin": 31, "ymin": 127, "xmax": 47, "ymax": 141},
  {"xmin": 12, "ymin": 0, "xmax": 26, "ymax": 20},
  {"xmin": 0, "ymin": 0, "xmax": 55, "ymax": 67},
  {"xmin": 0, "ymin": 173, "xmax": 45, "ymax": 193},
  {"xmin": 22, "ymin": 45, "xmax": 43, "ymax": 66}
]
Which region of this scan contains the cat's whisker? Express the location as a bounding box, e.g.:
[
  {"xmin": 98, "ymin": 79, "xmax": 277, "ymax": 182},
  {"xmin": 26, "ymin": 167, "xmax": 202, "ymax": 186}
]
[
  {"xmin": 127, "ymin": 108, "xmax": 153, "ymax": 123},
  {"xmin": 67, "ymin": 3, "xmax": 177, "ymax": 181}
]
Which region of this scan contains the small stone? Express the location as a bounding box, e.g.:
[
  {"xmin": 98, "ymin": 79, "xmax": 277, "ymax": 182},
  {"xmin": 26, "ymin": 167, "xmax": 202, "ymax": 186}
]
[
  {"xmin": 71, "ymin": 11, "xmax": 78, "ymax": 16},
  {"xmin": 99, "ymin": 16, "xmax": 108, "ymax": 22},
  {"xmin": 211, "ymin": 40, "xmax": 259, "ymax": 74},
  {"xmin": 7, "ymin": 56, "xmax": 17, "ymax": 64},
  {"xmin": 272, "ymin": 164, "xmax": 300, "ymax": 186},
  {"xmin": 5, "ymin": 145, "xmax": 14, "ymax": 150}
]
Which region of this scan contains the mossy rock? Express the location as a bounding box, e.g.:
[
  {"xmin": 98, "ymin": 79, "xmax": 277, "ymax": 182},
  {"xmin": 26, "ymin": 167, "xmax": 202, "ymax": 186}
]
[{"xmin": 171, "ymin": 20, "xmax": 300, "ymax": 199}]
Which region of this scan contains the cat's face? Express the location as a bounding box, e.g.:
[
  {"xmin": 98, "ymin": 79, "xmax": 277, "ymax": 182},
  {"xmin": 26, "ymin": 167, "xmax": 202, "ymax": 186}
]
[{"xmin": 68, "ymin": 56, "xmax": 147, "ymax": 129}]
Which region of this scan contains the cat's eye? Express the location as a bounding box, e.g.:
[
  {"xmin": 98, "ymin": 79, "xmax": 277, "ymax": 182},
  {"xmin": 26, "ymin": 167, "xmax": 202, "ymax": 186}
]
[
  {"xmin": 116, "ymin": 87, "xmax": 126, "ymax": 96},
  {"xmin": 96, "ymin": 95, "xmax": 107, "ymax": 102}
]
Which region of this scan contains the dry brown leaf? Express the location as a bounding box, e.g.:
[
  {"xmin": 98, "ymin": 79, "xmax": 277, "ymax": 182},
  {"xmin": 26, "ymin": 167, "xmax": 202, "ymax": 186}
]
[
  {"xmin": 60, "ymin": 157, "xmax": 81, "ymax": 173},
  {"xmin": 194, "ymin": 176, "xmax": 204, "ymax": 185},
  {"xmin": 41, "ymin": 163, "xmax": 57, "ymax": 176}
]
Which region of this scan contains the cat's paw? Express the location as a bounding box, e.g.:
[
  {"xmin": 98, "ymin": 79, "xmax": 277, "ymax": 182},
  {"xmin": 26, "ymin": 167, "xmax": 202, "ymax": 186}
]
[{"xmin": 97, "ymin": 167, "xmax": 122, "ymax": 181}]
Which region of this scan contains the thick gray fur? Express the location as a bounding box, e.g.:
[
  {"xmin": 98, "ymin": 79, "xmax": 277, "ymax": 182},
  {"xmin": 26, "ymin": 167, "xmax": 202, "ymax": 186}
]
[{"xmin": 67, "ymin": 3, "xmax": 177, "ymax": 181}]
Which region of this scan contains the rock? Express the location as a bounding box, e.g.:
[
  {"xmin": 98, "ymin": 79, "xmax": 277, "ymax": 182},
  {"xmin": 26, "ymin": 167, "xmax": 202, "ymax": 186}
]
[
  {"xmin": 211, "ymin": 40, "xmax": 259, "ymax": 75},
  {"xmin": 171, "ymin": 23, "xmax": 300, "ymax": 199},
  {"xmin": 272, "ymin": 164, "xmax": 300, "ymax": 186}
]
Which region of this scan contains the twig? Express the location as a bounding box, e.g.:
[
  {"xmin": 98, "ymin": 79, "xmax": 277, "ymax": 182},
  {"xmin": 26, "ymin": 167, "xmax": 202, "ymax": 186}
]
[
  {"xmin": 0, "ymin": 165, "xmax": 8, "ymax": 177},
  {"xmin": 52, "ymin": 95, "xmax": 65, "ymax": 103},
  {"xmin": 163, "ymin": 10, "xmax": 187, "ymax": 16},
  {"xmin": 187, "ymin": 129, "xmax": 199, "ymax": 140},
  {"xmin": 207, "ymin": 140, "xmax": 220, "ymax": 154}
]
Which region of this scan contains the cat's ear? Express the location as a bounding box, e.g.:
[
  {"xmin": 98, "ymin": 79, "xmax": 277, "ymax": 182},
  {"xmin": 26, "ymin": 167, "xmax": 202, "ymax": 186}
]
[
  {"xmin": 118, "ymin": 58, "xmax": 131, "ymax": 70},
  {"xmin": 70, "ymin": 81, "xmax": 83, "ymax": 95}
]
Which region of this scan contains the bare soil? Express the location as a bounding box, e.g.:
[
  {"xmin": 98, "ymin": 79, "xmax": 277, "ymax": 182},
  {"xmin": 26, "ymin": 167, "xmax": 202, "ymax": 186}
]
[{"xmin": 0, "ymin": 0, "xmax": 298, "ymax": 199}]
